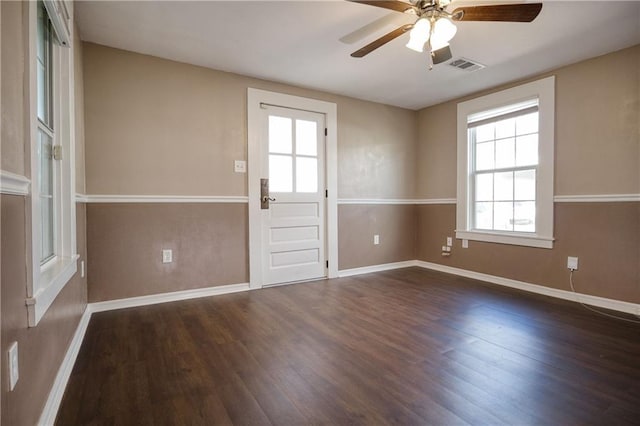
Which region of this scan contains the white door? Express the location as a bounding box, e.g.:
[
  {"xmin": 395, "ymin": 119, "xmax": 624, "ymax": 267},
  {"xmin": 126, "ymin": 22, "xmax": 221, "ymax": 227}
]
[{"xmin": 260, "ymin": 105, "xmax": 326, "ymax": 286}]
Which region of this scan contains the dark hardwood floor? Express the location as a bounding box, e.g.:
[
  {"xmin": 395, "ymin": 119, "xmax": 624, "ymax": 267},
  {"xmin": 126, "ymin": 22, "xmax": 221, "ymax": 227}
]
[{"xmin": 56, "ymin": 267, "xmax": 640, "ymax": 425}]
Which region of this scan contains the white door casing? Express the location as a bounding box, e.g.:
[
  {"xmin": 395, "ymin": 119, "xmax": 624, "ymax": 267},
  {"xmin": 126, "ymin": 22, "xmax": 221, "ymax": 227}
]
[{"xmin": 248, "ymin": 89, "xmax": 338, "ymax": 289}]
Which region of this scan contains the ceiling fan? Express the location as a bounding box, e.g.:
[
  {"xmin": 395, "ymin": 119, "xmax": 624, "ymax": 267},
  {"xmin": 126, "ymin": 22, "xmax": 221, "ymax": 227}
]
[{"xmin": 348, "ymin": 0, "xmax": 543, "ymax": 66}]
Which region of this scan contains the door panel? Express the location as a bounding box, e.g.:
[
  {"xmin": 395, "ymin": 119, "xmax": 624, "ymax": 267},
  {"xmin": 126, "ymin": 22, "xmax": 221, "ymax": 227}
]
[{"xmin": 261, "ymin": 106, "xmax": 326, "ymax": 286}]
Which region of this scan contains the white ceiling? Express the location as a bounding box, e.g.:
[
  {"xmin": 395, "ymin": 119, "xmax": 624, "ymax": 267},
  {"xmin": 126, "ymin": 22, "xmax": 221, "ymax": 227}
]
[{"xmin": 75, "ymin": 1, "xmax": 640, "ymax": 110}]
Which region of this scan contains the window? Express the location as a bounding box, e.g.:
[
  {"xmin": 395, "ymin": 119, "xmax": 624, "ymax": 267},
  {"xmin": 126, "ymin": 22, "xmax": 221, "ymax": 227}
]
[
  {"xmin": 456, "ymin": 77, "xmax": 555, "ymax": 249},
  {"xmin": 28, "ymin": 1, "xmax": 76, "ymax": 326},
  {"xmin": 268, "ymin": 113, "xmax": 321, "ymax": 194}
]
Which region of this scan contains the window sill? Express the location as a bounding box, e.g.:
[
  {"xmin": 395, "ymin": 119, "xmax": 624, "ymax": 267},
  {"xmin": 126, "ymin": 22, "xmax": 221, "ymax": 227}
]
[
  {"xmin": 456, "ymin": 230, "xmax": 554, "ymax": 249},
  {"xmin": 26, "ymin": 254, "xmax": 79, "ymax": 326}
]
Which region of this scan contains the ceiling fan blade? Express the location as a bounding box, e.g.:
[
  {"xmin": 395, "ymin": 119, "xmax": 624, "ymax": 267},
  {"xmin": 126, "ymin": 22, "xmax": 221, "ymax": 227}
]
[
  {"xmin": 351, "ymin": 24, "xmax": 413, "ymax": 58},
  {"xmin": 340, "ymin": 12, "xmax": 407, "ymax": 45},
  {"xmin": 452, "ymin": 3, "xmax": 542, "ymax": 22},
  {"xmin": 348, "ymin": 1, "xmax": 416, "ymax": 14}
]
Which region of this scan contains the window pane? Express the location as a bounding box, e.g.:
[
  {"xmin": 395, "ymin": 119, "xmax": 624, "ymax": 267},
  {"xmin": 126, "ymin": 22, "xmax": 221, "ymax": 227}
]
[
  {"xmin": 494, "ymin": 202, "xmax": 513, "ymax": 231},
  {"xmin": 514, "ymin": 201, "xmax": 536, "ymax": 232},
  {"xmin": 475, "ymin": 141, "xmax": 494, "ymax": 171},
  {"xmin": 268, "ymin": 116, "xmax": 292, "ymax": 154},
  {"xmin": 514, "ymin": 169, "xmax": 536, "ymax": 201},
  {"xmin": 516, "ymin": 112, "xmax": 538, "ymax": 135},
  {"xmin": 475, "ymin": 173, "xmax": 493, "ymax": 201},
  {"xmin": 474, "ymin": 202, "xmax": 493, "ymax": 230},
  {"xmin": 39, "ymin": 130, "xmax": 54, "ymax": 263},
  {"xmin": 39, "ymin": 131, "xmax": 53, "ymax": 196},
  {"xmin": 296, "ymin": 120, "xmax": 317, "ymax": 156},
  {"xmin": 296, "ymin": 157, "xmax": 317, "ymax": 193},
  {"xmin": 495, "ymin": 117, "xmax": 515, "ymax": 139},
  {"xmin": 494, "ymin": 171, "xmax": 513, "ymax": 201},
  {"xmin": 269, "ymin": 155, "xmax": 292, "ymax": 192},
  {"xmin": 495, "ymin": 138, "xmax": 515, "ymax": 169},
  {"xmin": 475, "ymin": 123, "xmax": 494, "ymax": 142},
  {"xmin": 516, "ymin": 134, "xmax": 538, "ymax": 167},
  {"xmin": 41, "ymin": 194, "xmax": 54, "ymax": 262},
  {"xmin": 37, "ymin": 2, "xmax": 51, "ymax": 126}
]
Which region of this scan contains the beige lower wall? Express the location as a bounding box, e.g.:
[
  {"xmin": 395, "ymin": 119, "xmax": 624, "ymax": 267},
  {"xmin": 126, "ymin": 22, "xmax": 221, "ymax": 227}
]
[
  {"xmin": 417, "ymin": 202, "xmax": 640, "ymax": 304},
  {"xmin": 338, "ymin": 204, "xmax": 417, "ymax": 270},
  {"xmin": 86, "ymin": 203, "xmax": 249, "ymax": 302},
  {"xmin": 1, "ymin": 198, "xmax": 88, "ymax": 426}
]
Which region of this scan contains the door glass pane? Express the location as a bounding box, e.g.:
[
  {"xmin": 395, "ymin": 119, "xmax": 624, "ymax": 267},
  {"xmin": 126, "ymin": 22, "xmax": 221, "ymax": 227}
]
[
  {"xmin": 516, "ymin": 134, "xmax": 538, "ymax": 166},
  {"xmin": 514, "ymin": 201, "xmax": 536, "ymax": 232},
  {"xmin": 494, "ymin": 202, "xmax": 513, "ymax": 231},
  {"xmin": 296, "ymin": 120, "xmax": 317, "ymax": 156},
  {"xmin": 269, "ymin": 155, "xmax": 292, "ymax": 192},
  {"xmin": 494, "ymin": 171, "xmax": 513, "ymax": 201},
  {"xmin": 268, "ymin": 116, "xmax": 292, "ymax": 154},
  {"xmin": 475, "ymin": 141, "xmax": 494, "ymax": 171},
  {"xmin": 475, "ymin": 173, "xmax": 493, "ymax": 201},
  {"xmin": 474, "ymin": 202, "xmax": 493, "ymax": 230},
  {"xmin": 296, "ymin": 157, "xmax": 317, "ymax": 193},
  {"xmin": 514, "ymin": 169, "xmax": 536, "ymax": 201},
  {"xmin": 495, "ymin": 138, "xmax": 515, "ymax": 169}
]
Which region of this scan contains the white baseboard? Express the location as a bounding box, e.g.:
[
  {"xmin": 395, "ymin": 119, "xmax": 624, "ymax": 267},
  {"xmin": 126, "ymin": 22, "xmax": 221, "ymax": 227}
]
[
  {"xmin": 338, "ymin": 260, "xmax": 417, "ymax": 277},
  {"xmin": 38, "ymin": 307, "xmax": 92, "ymax": 426},
  {"xmin": 89, "ymin": 282, "xmax": 251, "ymax": 313},
  {"xmin": 415, "ymin": 261, "xmax": 640, "ymax": 316}
]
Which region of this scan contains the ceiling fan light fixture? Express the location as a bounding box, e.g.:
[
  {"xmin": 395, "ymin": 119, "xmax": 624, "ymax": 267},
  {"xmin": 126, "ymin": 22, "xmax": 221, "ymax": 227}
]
[
  {"xmin": 405, "ymin": 18, "xmax": 430, "ymax": 52},
  {"xmin": 430, "ymin": 17, "xmax": 457, "ymax": 49}
]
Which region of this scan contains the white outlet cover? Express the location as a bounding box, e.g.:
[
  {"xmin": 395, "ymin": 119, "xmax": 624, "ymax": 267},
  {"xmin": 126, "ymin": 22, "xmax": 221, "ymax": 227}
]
[
  {"xmin": 373, "ymin": 235, "xmax": 380, "ymax": 245},
  {"xmin": 567, "ymin": 256, "xmax": 579, "ymax": 270},
  {"xmin": 446, "ymin": 237, "xmax": 453, "ymax": 246},
  {"xmin": 462, "ymin": 239, "xmax": 469, "ymax": 248},
  {"xmin": 162, "ymin": 249, "xmax": 173, "ymax": 263},
  {"xmin": 8, "ymin": 341, "xmax": 18, "ymax": 391},
  {"xmin": 234, "ymin": 160, "xmax": 246, "ymax": 173}
]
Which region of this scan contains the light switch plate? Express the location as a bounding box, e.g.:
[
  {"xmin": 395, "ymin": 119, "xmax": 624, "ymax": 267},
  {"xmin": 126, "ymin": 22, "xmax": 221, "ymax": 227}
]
[
  {"xmin": 162, "ymin": 249, "xmax": 173, "ymax": 264},
  {"xmin": 373, "ymin": 234, "xmax": 380, "ymax": 245},
  {"xmin": 446, "ymin": 237, "xmax": 453, "ymax": 247},
  {"xmin": 8, "ymin": 341, "xmax": 18, "ymax": 391},
  {"xmin": 234, "ymin": 160, "xmax": 246, "ymax": 173},
  {"xmin": 462, "ymin": 239, "xmax": 469, "ymax": 249}
]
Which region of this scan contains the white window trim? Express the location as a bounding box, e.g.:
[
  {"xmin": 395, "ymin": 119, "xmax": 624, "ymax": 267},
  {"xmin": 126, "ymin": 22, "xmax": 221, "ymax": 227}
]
[
  {"xmin": 456, "ymin": 76, "xmax": 555, "ymax": 249},
  {"xmin": 27, "ymin": 1, "xmax": 77, "ymax": 327}
]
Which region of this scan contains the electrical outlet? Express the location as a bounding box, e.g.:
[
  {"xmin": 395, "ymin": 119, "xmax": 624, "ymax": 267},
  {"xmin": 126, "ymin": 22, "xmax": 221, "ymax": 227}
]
[
  {"xmin": 373, "ymin": 234, "xmax": 380, "ymax": 245},
  {"xmin": 462, "ymin": 239, "xmax": 468, "ymax": 249},
  {"xmin": 8, "ymin": 342, "xmax": 18, "ymax": 391},
  {"xmin": 446, "ymin": 237, "xmax": 453, "ymax": 246},
  {"xmin": 162, "ymin": 249, "xmax": 173, "ymax": 264},
  {"xmin": 567, "ymin": 256, "xmax": 578, "ymax": 271},
  {"xmin": 234, "ymin": 160, "xmax": 246, "ymax": 173},
  {"xmin": 442, "ymin": 245, "xmax": 447, "ymax": 252}
]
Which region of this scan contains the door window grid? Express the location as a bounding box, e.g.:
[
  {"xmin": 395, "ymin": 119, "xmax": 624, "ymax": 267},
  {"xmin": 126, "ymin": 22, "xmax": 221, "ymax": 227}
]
[{"xmin": 269, "ymin": 115, "xmax": 319, "ymax": 193}]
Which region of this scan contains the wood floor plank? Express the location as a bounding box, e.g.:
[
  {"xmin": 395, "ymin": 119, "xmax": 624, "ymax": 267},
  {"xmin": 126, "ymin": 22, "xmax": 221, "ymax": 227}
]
[{"xmin": 56, "ymin": 267, "xmax": 640, "ymax": 425}]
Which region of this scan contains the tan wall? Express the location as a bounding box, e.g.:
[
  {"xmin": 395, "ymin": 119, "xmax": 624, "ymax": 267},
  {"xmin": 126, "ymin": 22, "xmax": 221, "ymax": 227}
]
[
  {"xmin": 1, "ymin": 1, "xmax": 25, "ymax": 175},
  {"xmin": 416, "ymin": 46, "xmax": 640, "ymax": 304},
  {"xmin": 1, "ymin": 198, "xmax": 88, "ymax": 426},
  {"xmin": 86, "ymin": 203, "xmax": 248, "ymax": 302},
  {"xmin": 1, "ymin": 4, "xmax": 88, "ymax": 423},
  {"xmin": 338, "ymin": 204, "xmax": 417, "ymax": 270},
  {"xmin": 74, "ymin": 24, "xmax": 86, "ymax": 195},
  {"xmin": 417, "ymin": 202, "xmax": 639, "ymax": 303},
  {"xmin": 83, "ymin": 42, "xmax": 418, "ymax": 199},
  {"xmin": 417, "ymin": 45, "xmax": 640, "ymax": 199}
]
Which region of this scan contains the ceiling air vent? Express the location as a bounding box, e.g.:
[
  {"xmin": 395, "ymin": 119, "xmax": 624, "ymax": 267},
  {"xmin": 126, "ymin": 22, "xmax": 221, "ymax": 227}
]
[{"xmin": 448, "ymin": 58, "xmax": 485, "ymax": 72}]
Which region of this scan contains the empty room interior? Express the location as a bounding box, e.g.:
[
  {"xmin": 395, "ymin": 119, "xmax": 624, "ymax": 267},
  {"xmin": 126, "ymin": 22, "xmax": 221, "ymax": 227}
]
[{"xmin": 1, "ymin": 0, "xmax": 640, "ymax": 424}]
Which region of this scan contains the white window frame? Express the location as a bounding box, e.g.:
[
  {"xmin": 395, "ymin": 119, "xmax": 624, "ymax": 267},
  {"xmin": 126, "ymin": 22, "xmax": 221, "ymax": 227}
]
[
  {"xmin": 456, "ymin": 76, "xmax": 555, "ymax": 249},
  {"xmin": 27, "ymin": 1, "xmax": 77, "ymax": 327}
]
